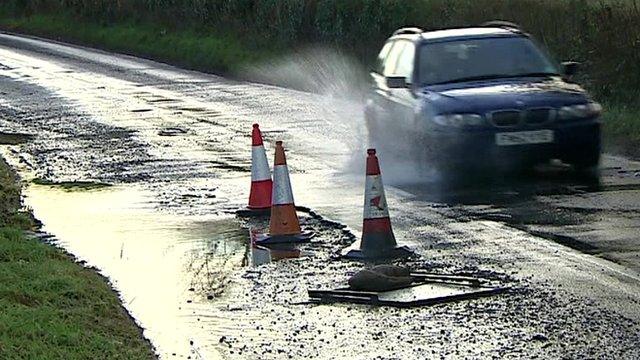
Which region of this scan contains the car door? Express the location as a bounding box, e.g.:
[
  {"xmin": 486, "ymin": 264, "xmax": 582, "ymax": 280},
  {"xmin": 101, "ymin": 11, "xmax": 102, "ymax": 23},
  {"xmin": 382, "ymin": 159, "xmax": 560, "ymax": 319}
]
[
  {"xmin": 385, "ymin": 40, "xmax": 417, "ymax": 138},
  {"xmin": 375, "ymin": 40, "xmax": 408, "ymax": 143},
  {"xmin": 368, "ymin": 40, "xmax": 394, "ymax": 115},
  {"xmin": 367, "ymin": 40, "xmax": 399, "ymax": 143}
]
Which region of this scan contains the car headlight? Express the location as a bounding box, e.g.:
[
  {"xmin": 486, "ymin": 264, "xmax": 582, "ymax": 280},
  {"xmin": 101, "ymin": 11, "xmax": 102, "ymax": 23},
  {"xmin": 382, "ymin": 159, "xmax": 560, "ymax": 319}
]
[
  {"xmin": 558, "ymin": 102, "xmax": 602, "ymax": 120},
  {"xmin": 433, "ymin": 113, "xmax": 485, "ymax": 127}
]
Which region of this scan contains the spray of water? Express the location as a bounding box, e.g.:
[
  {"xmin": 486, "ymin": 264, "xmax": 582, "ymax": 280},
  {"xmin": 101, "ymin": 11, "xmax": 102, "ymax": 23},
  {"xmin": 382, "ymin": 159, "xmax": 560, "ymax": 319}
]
[
  {"xmin": 241, "ymin": 46, "xmax": 441, "ymax": 186},
  {"xmin": 241, "ymin": 46, "xmax": 368, "ymax": 100}
]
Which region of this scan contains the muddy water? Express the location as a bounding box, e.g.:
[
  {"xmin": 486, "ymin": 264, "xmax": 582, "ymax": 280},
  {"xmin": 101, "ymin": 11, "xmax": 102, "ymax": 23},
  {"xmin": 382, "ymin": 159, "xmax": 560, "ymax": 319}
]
[
  {"xmin": 25, "ymin": 184, "xmax": 248, "ymax": 358},
  {"xmin": 2, "ymin": 33, "xmax": 640, "ymax": 359}
]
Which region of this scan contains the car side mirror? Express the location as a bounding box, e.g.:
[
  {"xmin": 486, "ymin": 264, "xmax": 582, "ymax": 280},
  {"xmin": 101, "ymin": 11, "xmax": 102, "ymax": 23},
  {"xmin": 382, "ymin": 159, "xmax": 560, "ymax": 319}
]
[
  {"xmin": 386, "ymin": 76, "xmax": 408, "ymax": 89},
  {"xmin": 562, "ymin": 61, "xmax": 580, "ymax": 76}
]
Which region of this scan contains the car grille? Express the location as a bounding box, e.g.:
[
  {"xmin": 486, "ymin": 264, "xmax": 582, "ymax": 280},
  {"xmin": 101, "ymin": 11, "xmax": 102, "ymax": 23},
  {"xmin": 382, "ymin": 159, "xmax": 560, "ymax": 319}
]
[
  {"xmin": 525, "ymin": 108, "xmax": 554, "ymax": 125},
  {"xmin": 489, "ymin": 110, "xmax": 521, "ymax": 127},
  {"xmin": 489, "ymin": 108, "xmax": 555, "ymax": 127}
]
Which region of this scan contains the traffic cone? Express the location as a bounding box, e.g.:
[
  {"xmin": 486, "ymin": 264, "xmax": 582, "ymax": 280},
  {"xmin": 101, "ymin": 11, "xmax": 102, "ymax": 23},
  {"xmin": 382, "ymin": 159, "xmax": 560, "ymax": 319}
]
[
  {"xmin": 255, "ymin": 141, "xmax": 313, "ymax": 244},
  {"xmin": 238, "ymin": 124, "xmax": 272, "ymax": 216},
  {"xmin": 343, "ymin": 149, "xmax": 413, "ymax": 260}
]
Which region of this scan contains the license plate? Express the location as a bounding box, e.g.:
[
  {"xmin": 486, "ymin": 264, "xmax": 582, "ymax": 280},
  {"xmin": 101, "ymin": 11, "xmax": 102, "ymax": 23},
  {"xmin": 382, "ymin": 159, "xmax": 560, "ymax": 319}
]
[{"xmin": 495, "ymin": 130, "xmax": 554, "ymax": 146}]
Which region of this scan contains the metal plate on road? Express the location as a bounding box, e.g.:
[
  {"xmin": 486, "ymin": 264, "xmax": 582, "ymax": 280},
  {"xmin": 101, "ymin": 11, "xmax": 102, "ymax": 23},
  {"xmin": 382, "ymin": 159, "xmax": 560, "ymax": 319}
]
[
  {"xmin": 496, "ymin": 129, "xmax": 554, "ymax": 146},
  {"xmin": 308, "ymin": 283, "xmax": 507, "ymax": 308}
]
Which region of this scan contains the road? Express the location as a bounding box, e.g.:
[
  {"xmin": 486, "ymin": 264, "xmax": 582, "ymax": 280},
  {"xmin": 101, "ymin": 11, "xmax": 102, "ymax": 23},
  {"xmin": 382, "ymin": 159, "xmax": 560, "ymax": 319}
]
[{"xmin": 1, "ymin": 32, "xmax": 640, "ymax": 359}]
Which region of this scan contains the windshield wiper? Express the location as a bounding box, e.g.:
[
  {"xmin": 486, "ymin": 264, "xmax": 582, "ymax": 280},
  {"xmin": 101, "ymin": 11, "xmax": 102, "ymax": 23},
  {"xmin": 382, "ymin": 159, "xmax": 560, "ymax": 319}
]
[
  {"xmin": 426, "ymin": 72, "xmax": 559, "ymax": 86},
  {"xmin": 516, "ymin": 72, "xmax": 560, "ymax": 78},
  {"xmin": 427, "ymin": 74, "xmax": 516, "ymax": 86}
]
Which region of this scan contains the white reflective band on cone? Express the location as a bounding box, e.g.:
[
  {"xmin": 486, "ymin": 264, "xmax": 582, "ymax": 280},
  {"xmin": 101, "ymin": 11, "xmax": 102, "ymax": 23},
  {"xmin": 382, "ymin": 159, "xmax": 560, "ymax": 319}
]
[
  {"xmin": 272, "ymin": 165, "xmax": 294, "ymax": 205},
  {"xmin": 363, "ymin": 175, "xmax": 390, "ymax": 219},
  {"xmin": 251, "ymin": 145, "xmax": 271, "ymax": 182}
]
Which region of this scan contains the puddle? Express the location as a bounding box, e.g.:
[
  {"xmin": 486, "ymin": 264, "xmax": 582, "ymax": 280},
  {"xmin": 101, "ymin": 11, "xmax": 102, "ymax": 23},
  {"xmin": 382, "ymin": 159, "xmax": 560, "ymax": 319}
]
[
  {"xmin": 248, "ymin": 230, "xmax": 304, "ymax": 266},
  {"xmin": 249, "ymin": 244, "xmax": 302, "ymax": 266},
  {"xmin": 21, "ymin": 182, "xmax": 359, "ymax": 358},
  {"xmin": 24, "ymin": 184, "xmax": 248, "ymax": 358}
]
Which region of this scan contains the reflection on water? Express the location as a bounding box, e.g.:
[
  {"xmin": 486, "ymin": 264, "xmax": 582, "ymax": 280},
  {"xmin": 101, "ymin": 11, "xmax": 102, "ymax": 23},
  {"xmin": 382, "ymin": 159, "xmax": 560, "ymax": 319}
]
[
  {"xmin": 24, "ymin": 184, "xmax": 248, "ymax": 359},
  {"xmin": 184, "ymin": 222, "xmax": 248, "ymax": 297},
  {"xmin": 249, "ymin": 243, "xmax": 302, "ymax": 266},
  {"xmin": 247, "ymin": 229, "xmax": 303, "ymax": 266}
]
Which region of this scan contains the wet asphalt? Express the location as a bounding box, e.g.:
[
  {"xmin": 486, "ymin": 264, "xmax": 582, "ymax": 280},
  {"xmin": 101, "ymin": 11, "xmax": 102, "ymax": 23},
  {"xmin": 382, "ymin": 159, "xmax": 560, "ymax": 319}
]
[{"xmin": 1, "ymin": 32, "xmax": 640, "ymax": 359}]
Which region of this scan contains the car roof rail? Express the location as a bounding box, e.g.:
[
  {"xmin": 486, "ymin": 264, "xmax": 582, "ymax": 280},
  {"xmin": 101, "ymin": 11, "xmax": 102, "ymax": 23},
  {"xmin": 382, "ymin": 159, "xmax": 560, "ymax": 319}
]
[
  {"xmin": 480, "ymin": 20, "xmax": 523, "ymax": 32},
  {"xmin": 392, "ymin": 27, "xmax": 424, "ymax": 36}
]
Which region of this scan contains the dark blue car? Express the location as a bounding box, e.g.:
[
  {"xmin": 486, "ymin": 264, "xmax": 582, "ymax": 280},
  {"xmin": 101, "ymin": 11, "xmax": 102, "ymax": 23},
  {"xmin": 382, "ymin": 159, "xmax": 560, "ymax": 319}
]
[{"xmin": 365, "ymin": 25, "xmax": 602, "ymax": 171}]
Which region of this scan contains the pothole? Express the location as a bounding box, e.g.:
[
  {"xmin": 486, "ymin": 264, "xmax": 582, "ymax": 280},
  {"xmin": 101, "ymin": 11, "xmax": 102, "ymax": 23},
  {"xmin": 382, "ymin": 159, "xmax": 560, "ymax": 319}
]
[{"xmin": 32, "ymin": 179, "xmax": 113, "ymax": 191}]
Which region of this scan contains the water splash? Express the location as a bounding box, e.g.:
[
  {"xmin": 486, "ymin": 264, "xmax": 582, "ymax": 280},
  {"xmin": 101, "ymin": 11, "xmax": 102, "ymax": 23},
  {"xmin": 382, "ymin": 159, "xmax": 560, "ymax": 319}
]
[
  {"xmin": 241, "ymin": 46, "xmax": 368, "ymax": 101},
  {"xmin": 241, "ymin": 46, "xmax": 442, "ymax": 186}
]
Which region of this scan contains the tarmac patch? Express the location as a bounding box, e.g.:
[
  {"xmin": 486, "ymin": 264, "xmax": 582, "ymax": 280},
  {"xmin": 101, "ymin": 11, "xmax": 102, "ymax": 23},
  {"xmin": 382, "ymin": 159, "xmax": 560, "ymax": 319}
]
[
  {"xmin": 0, "ymin": 132, "xmax": 34, "ymax": 145},
  {"xmin": 158, "ymin": 127, "xmax": 189, "ymax": 136},
  {"xmin": 32, "ymin": 178, "xmax": 113, "ymax": 191}
]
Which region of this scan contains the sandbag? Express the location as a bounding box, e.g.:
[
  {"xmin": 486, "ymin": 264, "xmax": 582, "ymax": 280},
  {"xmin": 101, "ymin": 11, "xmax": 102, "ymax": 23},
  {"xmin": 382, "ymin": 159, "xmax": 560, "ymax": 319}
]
[
  {"xmin": 369, "ymin": 264, "xmax": 411, "ymax": 277},
  {"xmin": 348, "ymin": 265, "xmax": 413, "ymax": 292}
]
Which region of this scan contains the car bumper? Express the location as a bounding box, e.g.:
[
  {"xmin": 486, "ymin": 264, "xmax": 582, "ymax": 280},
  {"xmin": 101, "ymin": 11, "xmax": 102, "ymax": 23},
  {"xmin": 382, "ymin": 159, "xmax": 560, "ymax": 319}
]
[{"xmin": 425, "ymin": 118, "xmax": 601, "ymax": 168}]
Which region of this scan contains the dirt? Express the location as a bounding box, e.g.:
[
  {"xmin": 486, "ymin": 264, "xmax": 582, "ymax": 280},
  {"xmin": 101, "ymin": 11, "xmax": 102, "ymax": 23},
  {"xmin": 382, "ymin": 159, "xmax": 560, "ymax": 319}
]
[{"xmin": 197, "ymin": 213, "xmax": 640, "ymax": 359}]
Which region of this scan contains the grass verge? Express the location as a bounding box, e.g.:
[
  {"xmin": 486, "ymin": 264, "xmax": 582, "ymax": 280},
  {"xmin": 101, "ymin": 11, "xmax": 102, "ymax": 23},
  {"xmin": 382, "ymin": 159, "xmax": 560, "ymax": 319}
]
[
  {"xmin": 602, "ymin": 104, "xmax": 640, "ymax": 159},
  {"xmin": 0, "ymin": 12, "xmax": 279, "ymax": 75},
  {"xmin": 0, "ymin": 157, "xmax": 155, "ymax": 359}
]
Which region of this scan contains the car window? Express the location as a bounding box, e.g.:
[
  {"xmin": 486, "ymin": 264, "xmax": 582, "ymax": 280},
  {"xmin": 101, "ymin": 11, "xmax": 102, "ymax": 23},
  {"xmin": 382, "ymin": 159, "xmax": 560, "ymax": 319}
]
[
  {"xmin": 393, "ymin": 42, "xmax": 415, "ymax": 82},
  {"xmin": 383, "ymin": 41, "xmax": 406, "ymax": 77},
  {"xmin": 374, "ymin": 41, "xmax": 394, "ymax": 74},
  {"xmin": 418, "ymin": 36, "xmax": 559, "ymax": 85}
]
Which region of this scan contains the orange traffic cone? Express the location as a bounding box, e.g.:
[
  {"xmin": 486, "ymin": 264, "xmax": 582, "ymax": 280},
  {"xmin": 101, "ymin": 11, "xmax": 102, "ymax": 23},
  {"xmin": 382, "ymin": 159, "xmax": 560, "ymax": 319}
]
[
  {"xmin": 343, "ymin": 149, "xmax": 413, "ymax": 260},
  {"xmin": 255, "ymin": 141, "xmax": 313, "ymax": 244},
  {"xmin": 238, "ymin": 124, "xmax": 272, "ymax": 216}
]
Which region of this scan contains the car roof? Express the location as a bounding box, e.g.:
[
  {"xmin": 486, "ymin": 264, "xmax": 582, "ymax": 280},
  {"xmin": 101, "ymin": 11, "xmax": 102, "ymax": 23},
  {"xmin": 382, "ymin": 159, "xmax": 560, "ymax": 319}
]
[{"xmin": 392, "ymin": 27, "xmax": 523, "ymax": 43}]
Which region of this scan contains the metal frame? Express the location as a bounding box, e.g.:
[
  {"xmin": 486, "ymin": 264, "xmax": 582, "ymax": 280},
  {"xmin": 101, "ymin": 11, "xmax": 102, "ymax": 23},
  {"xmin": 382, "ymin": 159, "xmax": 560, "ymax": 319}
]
[{"xmin": 308, "ymin": 274, "xmax": 509, "ymax": 308}]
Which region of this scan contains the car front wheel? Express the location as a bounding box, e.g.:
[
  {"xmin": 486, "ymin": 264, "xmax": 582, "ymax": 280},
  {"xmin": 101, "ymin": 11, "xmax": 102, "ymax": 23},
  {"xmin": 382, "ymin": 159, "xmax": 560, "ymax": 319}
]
[{"xmin": 566, "ymin": 147, "xmax": 601, "ymax": 173}]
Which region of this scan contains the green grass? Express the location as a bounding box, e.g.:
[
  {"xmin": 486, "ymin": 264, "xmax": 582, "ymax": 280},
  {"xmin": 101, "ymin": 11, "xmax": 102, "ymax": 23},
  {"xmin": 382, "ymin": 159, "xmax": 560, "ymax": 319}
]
[
  {"xmin": 602, "ymin": 104, "xmax": 640, "ymax": 158},
  {"xmin": 0, "ymin": 229, "xmax": 155, "ymax": 359},
  {"xmin": 0, "ymin": 158, "xmax": 155, "ymax": 359},
  {"xmin": 0, "ymin": 158, "xmax": 34, "ymax": 229},
  {"xmin": 0, "ymin": 12, "xmax": 280, "ymax": 75}
]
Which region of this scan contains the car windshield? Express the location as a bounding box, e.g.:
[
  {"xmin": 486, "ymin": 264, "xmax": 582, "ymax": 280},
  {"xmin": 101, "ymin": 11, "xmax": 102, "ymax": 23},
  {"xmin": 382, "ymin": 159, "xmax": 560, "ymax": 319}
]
[{"xmin": 418, "ymin": 36, "xmax": 559, "ymax": 86}]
